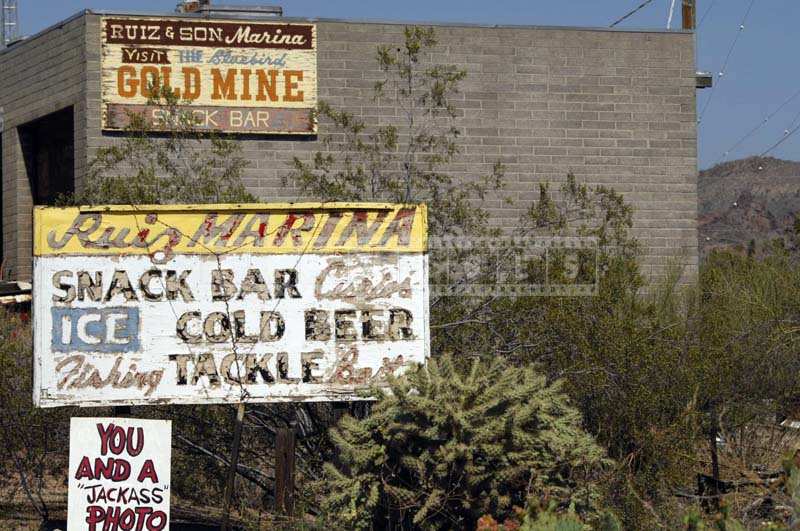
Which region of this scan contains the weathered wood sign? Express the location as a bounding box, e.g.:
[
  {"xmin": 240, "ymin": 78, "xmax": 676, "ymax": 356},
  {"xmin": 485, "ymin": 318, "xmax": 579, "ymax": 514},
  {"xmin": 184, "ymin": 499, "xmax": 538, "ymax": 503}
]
[
  {"xmin": 33, "ymin": 203, "xmax": 429, "ymax": 407},
  {"xmin": 100, "ymin": 16, "xmax": 317, "ymax": 134},
  {"xmin": 67, "ymin": 417, "xmax": 171, "ymax": 531}
]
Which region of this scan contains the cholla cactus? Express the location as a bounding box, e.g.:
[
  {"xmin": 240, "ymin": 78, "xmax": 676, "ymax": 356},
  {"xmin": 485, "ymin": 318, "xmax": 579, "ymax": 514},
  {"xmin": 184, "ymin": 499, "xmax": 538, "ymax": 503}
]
[{"xmin": 317, "ymin": 355, "xmax": 607, "ymax": 530}]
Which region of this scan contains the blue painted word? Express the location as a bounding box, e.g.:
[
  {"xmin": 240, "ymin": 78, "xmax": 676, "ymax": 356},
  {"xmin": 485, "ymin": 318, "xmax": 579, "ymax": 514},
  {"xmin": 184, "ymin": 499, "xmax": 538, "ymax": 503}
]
[
  {"xmin": 207, "ymin": 50, "xmax": 287, "ymax": 67},
  {"xmin": 179, "ymin": 49, "xmax": 204, "ymax": 63},
  {"xmin": 51, "ymin": 307, "xmax": 140, "ymax": 353}
]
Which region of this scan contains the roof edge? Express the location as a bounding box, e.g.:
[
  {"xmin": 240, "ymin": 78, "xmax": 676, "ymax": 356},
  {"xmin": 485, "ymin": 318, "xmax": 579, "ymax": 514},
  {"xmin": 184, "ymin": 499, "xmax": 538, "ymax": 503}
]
[
  {"xmin": 87, "ymin": 9, "xmax": 693, "ymax": 34},
  {"xmin": 0, "ymin": 9, "xmax": 90, "ymax": 57},
  {"xmin": 0, "ymin": 8, "xmax": 691, "ymax": 58}
]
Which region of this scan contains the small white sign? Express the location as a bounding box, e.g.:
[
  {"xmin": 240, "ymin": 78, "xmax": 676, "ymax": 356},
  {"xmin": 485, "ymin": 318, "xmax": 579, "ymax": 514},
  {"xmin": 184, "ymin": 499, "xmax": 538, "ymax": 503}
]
[{"xmin": 67, "ymin": 417, "xmax": 171, "ymax": 531}]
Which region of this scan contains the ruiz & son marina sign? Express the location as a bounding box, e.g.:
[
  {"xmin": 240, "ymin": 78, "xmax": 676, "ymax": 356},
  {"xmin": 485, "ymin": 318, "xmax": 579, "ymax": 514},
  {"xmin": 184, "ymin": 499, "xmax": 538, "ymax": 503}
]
[{"xmin": 101, "ymin": 16, "xmax": 317, "ymax": 134}]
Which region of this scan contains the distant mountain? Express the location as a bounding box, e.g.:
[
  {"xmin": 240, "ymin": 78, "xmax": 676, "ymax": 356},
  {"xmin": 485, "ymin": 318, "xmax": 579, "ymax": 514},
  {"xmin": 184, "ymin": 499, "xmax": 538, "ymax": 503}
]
[{"xmin": 698, "ymin": 156, "xmax": 800, "ymax": 255}]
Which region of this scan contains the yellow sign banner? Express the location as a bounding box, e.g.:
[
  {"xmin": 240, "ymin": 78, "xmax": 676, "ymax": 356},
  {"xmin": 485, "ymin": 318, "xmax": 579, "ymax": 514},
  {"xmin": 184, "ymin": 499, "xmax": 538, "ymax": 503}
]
[{"xmin": 34, "ymin": 203, "xmax": 427, "ymax": 257}]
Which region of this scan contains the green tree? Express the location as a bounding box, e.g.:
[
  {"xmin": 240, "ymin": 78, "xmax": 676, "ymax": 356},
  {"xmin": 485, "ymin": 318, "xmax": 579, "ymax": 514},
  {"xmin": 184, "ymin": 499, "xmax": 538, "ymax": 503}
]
[
  {"xmin": 317, "ymin": 355, "xmax": 607, "ymax": 530},
  {"xmin": 65, "ymin": 86, "xmax": 255, "ymax": 205},
  {"xmin": 287, "ymin": 26, "xmax": 503, "ymax": 237},
  {"xmin": 0, "ymin": 308, "xmax": 72, "ymax": 525},
  {"xmin": 425, "ymin": 175, "xmax": 684, "ymax": 527},
  {"xmin": 690, "ymin": 250, "xmax": 800, "ymax": 509}
]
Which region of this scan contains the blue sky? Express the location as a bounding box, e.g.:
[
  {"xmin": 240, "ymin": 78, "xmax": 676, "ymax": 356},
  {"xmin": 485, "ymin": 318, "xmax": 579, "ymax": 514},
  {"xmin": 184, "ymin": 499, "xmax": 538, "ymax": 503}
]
[{"xmin": 19, "ymin": 0, "xmax": 798, "ymax": 168}]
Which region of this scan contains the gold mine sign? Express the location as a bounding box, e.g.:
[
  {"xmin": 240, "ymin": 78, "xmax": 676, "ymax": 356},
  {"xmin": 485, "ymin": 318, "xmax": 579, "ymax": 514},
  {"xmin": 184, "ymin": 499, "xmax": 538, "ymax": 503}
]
[{"xmin": 100, "ymin": 17, "xmax": 318, "ymax": 134}]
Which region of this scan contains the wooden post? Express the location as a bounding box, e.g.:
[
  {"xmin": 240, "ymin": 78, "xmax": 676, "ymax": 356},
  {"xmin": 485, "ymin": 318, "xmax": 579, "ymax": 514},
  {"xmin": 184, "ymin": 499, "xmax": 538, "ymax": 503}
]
[
  {"xmin": 274, "ymin": 421, "xmax": 297, "ymax": 515},
  {"xmin": 221, "ymin": 402, "xmax": 246, "ymax": 531},
  {"xmin": 682, "ymin": 0, "xmax": 696, "ymax": 30},
  {"xmin": 708, "ymin": 406, "xmax": 720, "ymax": 512},
  {"xmin": 332, "ymin": 402, "xmax": 348, "ymax": 424}
]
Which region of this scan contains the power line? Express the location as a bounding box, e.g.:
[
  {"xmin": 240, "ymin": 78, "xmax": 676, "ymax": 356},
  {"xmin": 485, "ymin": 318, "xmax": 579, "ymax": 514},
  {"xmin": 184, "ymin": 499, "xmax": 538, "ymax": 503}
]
[
  {"xmin": 744, "ymin": 87, "xmax": 800, "ymax": 160},
  {"xmin": 698, "ymin": 0, "xmax": 758, "ymax": 124},
  {"xmin": 698, "ymin": 0, "xmax": 719, "ymax": 28},
  {"xmin": 784, "ymin": 105, "xmax": 800, "ymax": 133},
  {"xmin": 610, "ymin": 0, "xmax": 658, "ymax": 28},
  {"xmin": 715, "ymin": 86, "xmax": 800, "ymax": 165},
  {"xmin": 759, "ymin": 121, "xmax": 800, "ymax": 158}
]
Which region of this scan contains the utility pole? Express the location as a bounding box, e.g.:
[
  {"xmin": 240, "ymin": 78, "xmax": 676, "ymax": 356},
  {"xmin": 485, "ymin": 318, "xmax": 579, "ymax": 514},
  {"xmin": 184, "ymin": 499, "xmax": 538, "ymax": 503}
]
[
  {"xmin": 682, "ymin": 0, "xmax": 696, "ymax": 30},
  {"xmin": 1, "ymin": 0, "xmax": 19, "ymax": 48}
]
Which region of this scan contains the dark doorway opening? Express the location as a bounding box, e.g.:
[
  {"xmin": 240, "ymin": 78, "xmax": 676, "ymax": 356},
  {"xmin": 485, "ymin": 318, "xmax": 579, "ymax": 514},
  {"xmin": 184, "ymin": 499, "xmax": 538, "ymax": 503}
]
[
  {"xmin": 0, "ymin": 131, "xmax": 3, "ymax": 274},
  {"xmin": 18, "ymin": 106, "xmax": 75, "ymax": 205}
]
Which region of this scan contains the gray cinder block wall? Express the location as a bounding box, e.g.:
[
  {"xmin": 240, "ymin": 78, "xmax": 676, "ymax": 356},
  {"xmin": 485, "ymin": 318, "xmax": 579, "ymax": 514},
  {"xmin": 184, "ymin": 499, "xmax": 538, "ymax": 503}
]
[
  {"xmin": 1, "ymin": 11, "xmax": 698, "ymax": 282},
  {"xmin": 0, "ymin": 14, "xmax": 88, "ymax": 281}
]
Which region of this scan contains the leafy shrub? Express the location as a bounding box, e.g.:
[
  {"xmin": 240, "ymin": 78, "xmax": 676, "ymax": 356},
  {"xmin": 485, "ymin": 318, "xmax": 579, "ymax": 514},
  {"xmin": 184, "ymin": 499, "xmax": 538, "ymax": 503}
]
[
  {"xmin": 317, "ymin": 355, "xmax": 607, "ymax": 530},
  {"xmin": 65, "ymin": 86, "xmax": 255, "ymax": 206},
  {"xmin": 0, "ymin": 307, "xmax": 73, "ymax": 522}
]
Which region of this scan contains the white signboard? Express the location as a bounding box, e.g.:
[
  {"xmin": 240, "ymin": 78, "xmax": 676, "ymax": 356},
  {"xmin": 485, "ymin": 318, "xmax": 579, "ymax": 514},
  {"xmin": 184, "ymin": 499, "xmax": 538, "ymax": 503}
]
[
  {"xmin": 33, "ymin": 203, "xmax": 429, "ymax": 407},
  {"xmin": 68, "ymin": 417, "xmax": 171, "ymax": 531}
]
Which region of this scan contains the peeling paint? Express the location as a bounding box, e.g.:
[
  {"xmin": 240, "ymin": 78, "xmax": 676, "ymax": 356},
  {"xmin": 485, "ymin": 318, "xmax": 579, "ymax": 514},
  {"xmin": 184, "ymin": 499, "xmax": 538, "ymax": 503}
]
[{"xmin": 33, "ymin": 204, "xmax": 430, "ymax": 407}]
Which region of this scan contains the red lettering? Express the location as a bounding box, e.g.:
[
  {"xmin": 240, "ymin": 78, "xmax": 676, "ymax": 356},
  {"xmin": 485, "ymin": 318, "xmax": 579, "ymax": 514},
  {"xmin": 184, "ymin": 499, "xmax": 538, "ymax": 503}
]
[
  {"xmin": 96, "ymin": 422, "xmax": 115, "ymax": 455},
  {"xmin": 111, "ymin": 458, "xmax": 131, "ymax": 481},
  {"xmin": 75, "ymin": 455, "xmax": 94, "ymax": 480},
  {"xmin": 273, "ymin": 213, "xmax": 315, "ymax": 247},
  {"xmin": 127, "ymin": 427, "xmax": 144, "ymax": 456},
  {"xmin": 98, "ymin": 422, "xmax": 144, "ymax": 456},
  {"xmin": 85, "ymin": 506, "xmax": 105, "ymax": 531},
  {"xmin": 85, "ymin": 503, "xmax": 164, "ymax": 531},
  {"xmin": 105, "ymin": 506, "xmax": 121, "ymax": 529},
  {"xmin": 136, "ymin": 459, "xmax": 159, "ymax": 483},
  {"xmin": 146, "ymin": 510, "xmax": 168, "ymax": 531},
  {"xmin": 134, "ymin": 507, "xmax": 153, "ymax": 531},
  {"xmin": 94, "ymin": 457, "xmax": 113, "ymax": 480},
  {"xmin": 85, "ymin": 457, "xmax": 130, "ymax": 481},
  {"xmin": 110, "ymin": 426, "xmax": 126, "ymax": 454},
  {"xmin": 119, "ymin": 508, "xmax": 136, "ymax": 530}
]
